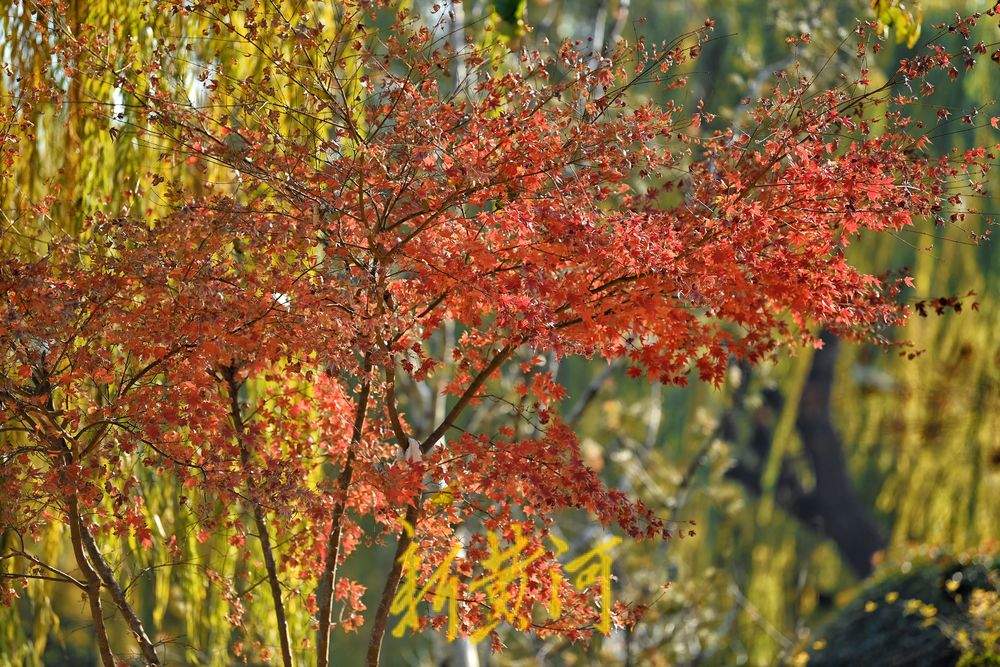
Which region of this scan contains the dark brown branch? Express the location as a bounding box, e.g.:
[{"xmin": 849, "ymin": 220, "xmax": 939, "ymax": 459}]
[
  {"xmin": 45, "ymin": 377, "xmax": 160, "ymax": 665},
  {"xmin": 0, "ymin": 571, "xmax": 82, "ymax": 586},
  {"xmin": 66, "ymin": 495, "xmax": 115, "ymax": 667},
  {"xmin": 366, "ymin": 343, "xmax": 518, "ymax": 665},
  {"xmin": 365, "ymin": 502, "xmax": 421, "ymax": 667},
  {"xmin": 2, "ymin": 544, "xmax": 87, "ymax": 589},
  {"xmin": 79, "ymin": 521, "xmax": 162, "ymax": 665},
  {"xmin": 418, "ymin": 342, "xmax": 517, "ymax": 453},
  {"xmin": 383, "ymin": 367, "xmax": 411, "ymax": 450},
  {"xmin": 316, "ymin": 355, "xmax": 373, "ymax": 667},
  {"xmin": 222, "ymin": 366, "xmax": 294, "ymax": 667}
]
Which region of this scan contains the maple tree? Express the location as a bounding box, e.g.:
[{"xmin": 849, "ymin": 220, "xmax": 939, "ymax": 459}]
[{"xmin": 1, "ymin": 0, "xmax": 996, "ymax": 664}]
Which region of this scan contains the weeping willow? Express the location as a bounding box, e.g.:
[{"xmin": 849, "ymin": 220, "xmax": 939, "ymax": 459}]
[
  {"xmin": 0, "ymin": 0, "xmax": 371, "ymax": 662},
  {"xmin": 0, "ymin": 0, "xmax": 527, "ymax": 663},
  {"xmin": 532, "ymin": 1, "xmax": 997, "ymax": 664}
]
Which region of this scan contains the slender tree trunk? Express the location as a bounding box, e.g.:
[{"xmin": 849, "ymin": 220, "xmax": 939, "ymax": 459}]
[
  {"xmin": 58, "ymin": 418, "xmax": 158, "ymax": 664},
  {"xmin": 366, "ymin": 346, "xmax": 514, "ymax": 665},
  {"xmin": 67, "ymin": 497, "xmax": 115, "ymax": 667},
  {"xmin": 316, "ymin": 359, "xmax": 372, "ymax": 667},
  {"xmin": 315, "ymin": 454, "xmax": 356, "ymax": 667},
  {"xmin": 252, "ymin": 505, "xmax": 294, "ymax": 667},
  {"xmin": 365, "ymin": 502, "xmax": 421, "ymax": 667},
  {"xmin": 79, "ymin": 522, "xmax": 162, "ymax": 665},
  {"xmin": 223, "ymin": 368, "xmax": 293, "ymax": 667}
]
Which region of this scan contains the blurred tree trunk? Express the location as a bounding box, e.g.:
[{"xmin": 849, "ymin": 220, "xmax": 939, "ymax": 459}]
[
  {"xmin": 727, "ymin": 332, "xmax": 887, "ymax": 577},
  {"xmin": 796, "ymin": 332, "xmax": 887, "ymax": 577}
]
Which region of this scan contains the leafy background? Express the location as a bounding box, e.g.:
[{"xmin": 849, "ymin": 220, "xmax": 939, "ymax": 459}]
[{"xmin": 1, "ymin": 0, "xmax": 997, "ymax": 664}]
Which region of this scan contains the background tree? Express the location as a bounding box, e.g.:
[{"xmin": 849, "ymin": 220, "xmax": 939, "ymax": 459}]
[{"xmin": 0, "ymin": 1, "xmax": 996, "ymax": 667}]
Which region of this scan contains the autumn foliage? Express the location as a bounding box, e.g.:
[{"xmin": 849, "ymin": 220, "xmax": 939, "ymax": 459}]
[{"xmin": 1, "ymin": 0, "xmax": 996, "ymax": 664}]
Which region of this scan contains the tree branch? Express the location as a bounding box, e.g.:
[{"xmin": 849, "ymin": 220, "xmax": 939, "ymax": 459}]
[
  {"xmin": 366, "ymin": 342, "xmax": 518, "ymax": 665},
  {"xmin": 419, "ymin": 342, "xmax": 518, "ymax": 453},
  {"xmin": 222, "ymin": 365, "xmax": 294, "ymax": 667},
  {"xmin": 316, "ymin": 355, "xmax": 373, "ymax": 667}
]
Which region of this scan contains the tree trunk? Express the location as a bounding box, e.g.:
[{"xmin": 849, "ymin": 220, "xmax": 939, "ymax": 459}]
[
  {"xmin": 366, "ymin": 502, "xmax": 421, "ymax": 667},
  {"xmin": 60, "ymin": 429, "xmax": 158, "ymax": 664},
  {"xmin": 315, "ymin": 456, "xmax": 356, "ymax": 667},
  {"xmin": 224, "ymin": 368, "xmax": 293, "ymax": 667},
  {"xmin": 725, "ymin": 334, "xmax": 887, "ymax": 577},
  {"xmin": 67, "ymin": 498, "xmax": 115, "ymax": 667},
  {"xmin": 252, "ymin": 503, "xmax": 294, "ymax": 667},
  {"xmin": 795, "ymin": 333, "xmax": 887, "ymax": 577},
  {"xmin": 316, "ymin": 359, "xmax": 372, "ymax": 667},
  {"xmin": 79, "ymin": 522, "xmax": 162, "ymax": 665}
]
